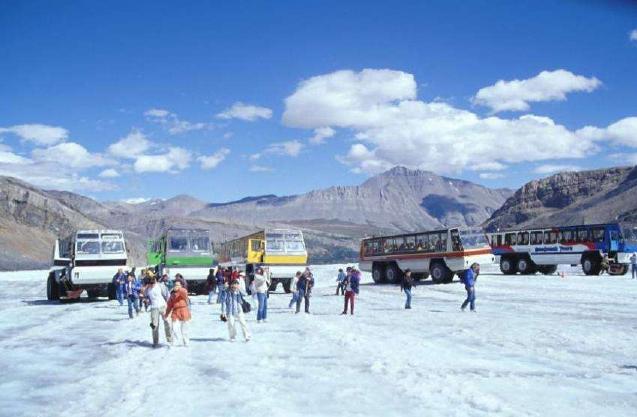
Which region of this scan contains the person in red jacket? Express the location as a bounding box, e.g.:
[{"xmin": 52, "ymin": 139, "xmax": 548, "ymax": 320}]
[{"xmin": 165, "ymin": 280, "xmax": 191, "ymax": 346}]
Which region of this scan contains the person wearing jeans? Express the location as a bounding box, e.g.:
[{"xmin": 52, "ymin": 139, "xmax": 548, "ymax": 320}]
[
  {"xmin": 124, "ymin": 274, "xmax": 141, "ymax": 319},
  {"xmin": 401, "ymin": 269, "xmax": 414, "ymax": 309},
  {"xmin": 289, "ymin": 271, "xmax": 301, "ymax": 309},
  {"xmin": 461, "ymin": 263, "xmax": 480, "ymax": 312},
  {"xmin": 295, "ymin": 271, "xmax": 314, "ymax": 314},
  {"xmin": 253, "ymin": 268, "xmax": 270, "ymax": 322},
  {"xmin": 113, "ymin": 269, "xmax": 126, "ymax": 306},
  {"xmin": 221, "ymin": 280, "xmax": 251, "ymax": 342},
  {"xmin": 631, "ymin": 253, "xmax": 637, "ymax": 279}
]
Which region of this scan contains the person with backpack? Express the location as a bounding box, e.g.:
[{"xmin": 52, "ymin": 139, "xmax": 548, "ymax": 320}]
[
  {"xmin": 341, "ymin": 268, "xmax": 360, "ymax": 315},
  {"xmin": 461, "ymin": 263, "xmax": 480, "ymax": 312},
  {"xmin": 206, "ymin": 268, "xmax": 216, "ymax": 304},
  {"xmin": 335, "ymin": 268, "xmax": 347, "ymax": 295},
  {"xmin": 220, "ymin": 279, "xmax": 251, "ymax": 342},
  {"xmin": 145, "ymin": 275, "xmax": 172, "ymax": 348},
  {"xmin": 400, "ymin": 269, "xmax": 414, "ymax": 309},
  {"xmin": 165, "ymin": 280, "xmax": 191, "ymax": 346},
  {"xmin": 253, "ymin": 267, "xmax": 270, "ymax": 323}
]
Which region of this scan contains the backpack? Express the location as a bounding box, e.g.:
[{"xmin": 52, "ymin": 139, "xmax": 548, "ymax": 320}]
[{"xmin": 459, "ymin": 269, "xmax": 469, "ymax": 284}]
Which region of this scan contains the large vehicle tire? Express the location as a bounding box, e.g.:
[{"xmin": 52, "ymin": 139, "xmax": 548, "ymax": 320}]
[
  {"xmin": 610, "ymin": 264, "xmax": 628, "ymax": 276},
  {"xmin": 47, "ymin": 273, "xmax": 60, "ymax": 301},
  {"xmin": 582, "ymin": 256, "xmax": 601, "ymax": 275},
  {"xmin": 372, "ymin": 263, "xmax": 385, "ymax": 284},
  {"xmin": 500, "ymin": 256, "xmax": 517, "ymax": 275},
  {"xmin": 516, "ymin": 257, "xmax": 536, "ymax": 275},
  {"xmin": 107, "ymin": 283, "xmax": 116, "ymax": 300},
  {"xmin": 385, "ymin": 263, "xmax": 402, "ymax": 284},
  {"xmin": 282, "ymin": 280, "xmax": 292, "ymax": 294},
  {"xmin": 538, "ymin": 265, "xmax": 557, "ymax": 275},
  {"xmin": 430, "ymin": 262, "xmax": 451, "ymax": 284},
  {"xmin": 269, "ymin": 280, "xmax": 279, "ymax": 292},
  {"xmin": 87, "ymin": 289, "xmax": 100, "ymax": 299}
]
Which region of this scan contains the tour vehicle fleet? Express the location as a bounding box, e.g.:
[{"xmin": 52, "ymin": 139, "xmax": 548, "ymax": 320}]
[
  {"xmin": 359, "ymin": 227, "xmax": 495, "ymax": 284},
  {"xmin": 219, "ymin": 228, "xmax": 308, "ymax": 293},
  {"xmin": 485, "ymin": 223, "xmax": 637, "ymax": 275},
  {"xmin": 47, "ymin": 230, "xmax": 128, "ymax": 301},
  {"xmin": 146, "ymin": 228, "xmax": 216, "ymax": 294}
]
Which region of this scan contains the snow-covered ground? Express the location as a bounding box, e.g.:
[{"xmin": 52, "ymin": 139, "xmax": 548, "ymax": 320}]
[{"xmin": 1, "ymin": 264, "xmax": 636, "ymax": 417}]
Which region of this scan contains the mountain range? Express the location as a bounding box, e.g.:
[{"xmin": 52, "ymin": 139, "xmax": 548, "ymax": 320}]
[{"xmin": 2, "ymin": 164, "xmax": 636, "ymax": 271}]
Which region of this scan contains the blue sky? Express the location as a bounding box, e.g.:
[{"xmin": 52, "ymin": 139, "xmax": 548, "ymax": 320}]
[{"xmin": 1, "ymin": 0, "xmax": 636, "ymax": 202}]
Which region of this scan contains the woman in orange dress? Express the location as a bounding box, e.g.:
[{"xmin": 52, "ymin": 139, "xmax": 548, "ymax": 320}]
[{"xmin": 165, "ymin": 280, "xmax": 191, "ymax": 346}]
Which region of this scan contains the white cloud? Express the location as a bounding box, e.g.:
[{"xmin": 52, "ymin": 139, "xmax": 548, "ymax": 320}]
[
  {"xmin": 577, "ymin": 117, "xmax": 637, "ymax": 147},
  {"xmin": 144, "ymin": 108, "xmax": 208, "ymax": 134},
  {"xmin": 472, "ymin": 69, "xmax": 601, "ymax": 113},
  {"xmin": 309, "ymin": 127, "xmax": 336, "ymax": 145},
  {"xmin": 32, "ymin": 142, "xmax": 111, "ymax": 169},
  {"xmin": 0, "ymin": 124, "xmax": 68, "ymax": 145},
  {"xmin": 630, "ymin": 29, "xmax": 637, "ymax": 42},
  {"xmin": 216, "ymin": 102, "xmax": 273, "ymax": 121},
  {"xmin": 249, "ymin": 165, "xmax": 274, "ymax": 172},
  {"xmin": 264, "ymin": 140, "xmax": 304, "ymax": 157},
  {"xmin": 122, "ymin": 197, "xmax": 151, "ymax": 204},
  {"xmin": 99, "ymin": 168, "xmax": 120, "ymax": 178},
  {"xmin": 197, "ymin": 148, "xmax": 230, "ymax": 170},
  {"xmin": 0, "ymin": 149, "xmax": 30, "ymax": 165},
  {"xmin": 472, "ymin": 162, "xmax": 507, "ymax": 171},
  {"xmin": 108, "ymin": 129, "xmax": 152, "ymax": 159},
  {"xmin": 249, "ymin": 153, "xmax": 261, "ymax": 161},
  {"xmin": 283, "ymin": 68, "xmax": 605, "ymax": 175},
  {"xmin": 133, "ymin": 147, "xmax": 191, "ymax": 173},
  {"xmin": 533, "ymin": 164, "xmax": 582, "ymax": 175},
  {"xmin": 479, "ymin": 172, "xmax": 505, "ymax": 180}
]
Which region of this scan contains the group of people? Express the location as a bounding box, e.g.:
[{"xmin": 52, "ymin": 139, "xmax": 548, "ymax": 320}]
[{"xmin": 112, "ymin": 262, "xmax": 481, "ymax": 348}]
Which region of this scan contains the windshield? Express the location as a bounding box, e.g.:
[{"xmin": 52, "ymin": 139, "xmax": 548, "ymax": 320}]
[
  {"xmin": 266, "ymin": 239, "xmax": 284, "ymax": 252},
  {"xmin": 169, "ymin": 237, "xmax": 189, "ymax": 252},
  {"xmin": 190, "ymin": 237, "xmax": 210, "ymax": 252},
  {"xmin": 101, "ymin": 241, "xmax": 125, "ymax": 254},
  {"xmin": 459, "ymin": 230, "xmax": 490, "ymax": 249},
  {"xmin": 76, "ymin": 240, "xmax": 100, "ymax": 255},
  {"xmin": 285, "ymin": 240, "xmax": 305, "ymax": 252},
  {"xmin": 621, "ymin": 225, "xmax": 637, "ymax": 241},
  {"xmin": 266, "ymin": 231, "xmax": 305, "ymax": 253}
]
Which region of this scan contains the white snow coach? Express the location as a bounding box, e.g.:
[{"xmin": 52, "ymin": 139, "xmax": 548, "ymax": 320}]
[{"xmin": 46, "ymin": 230, "xmax": 129, "ymax": 301}]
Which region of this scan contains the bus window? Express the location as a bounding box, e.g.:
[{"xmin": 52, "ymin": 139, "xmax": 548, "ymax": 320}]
[
  {"xmin": 415, "ymin": 234, "xmax": 427, "ymax": 251},
  {"xmin": 169, "ymin": 237, "xmax": 188, "ymax": 252},
  {"xmin": 530, "ymin": 231, "xmax": 543, "ymax": 245},
  {"xmin": 576, "ymin": 228, "xmax": 589, "ymax": 243},
  {"xmin": 496, "ymin": 234, "xmax": 503, "ymax": 246},
  {"xmin": 544, "ymin": 231, "xmax": 558, "ymax": 244},
  {"xmin": 518, "ymin": 232, "xmax": 529, "ymax": 245},
  {"xmin": 402, "ymin": 235, "xmax": 416, "ymax": 251},
  {"xmin": 439, "ymin": 234, "xmax": 448, "ymax": 251},
  {"xmin": 251, "ymin": 240, "xmax": 262, "ymax": 252},
  {"xmin": 190, "ymin": 237, "xmax": 210, "ymax": 252},
  {"xmin": 430, "ymin": 233, "xmax": 441, "ymax": 252},
  {"xmin": 591, "ymin": 227, "xmax": 604, "ymax": 243},
  {"xmin": 505, "ymin": 233, "xmax": 517, "ymax": 245},
  {"xmin": 559, "ymin": 229, "xmax": 573, "ymax": 244},
  {"xmin": 450, "ymin": 229, "xmax": 462, "ymax": 251}
]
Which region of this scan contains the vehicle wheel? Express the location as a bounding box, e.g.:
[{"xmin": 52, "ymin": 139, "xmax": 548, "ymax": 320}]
[
  {"xmin": 283, "ymin": 280, "xmax": 292, "ymax": 294},
  {"xmin": 500, "ymin": 257, "xmax": 517, "ymax": 275},
  {"xmin": 372, "ymin": 263, "xmax": 385, "ymax": 284},
  {"xmin": 443, "ymin": 270, "xmax": 455, "ymax": 284},
  {"xmin": 516, "ymin": 257, "xmax": 536, "ymax": 275},
  {"xmin": 107, "ymin": 283, "xmax": 116, "ymax": 300},
  {"xmin": 582, "ymin": 256, "xmax": 601, "ymax": 275},
  {"xmin": 609, "ymin": 264, "xmax": 628, "ymax": 276},
  {"xmin": 87, "ymin": 289, "xmax": 100, "ymax": 299},
  {"xmin": 385, "ymin": 263, "xmax": 402, "ymax": 284},
  {"xmin": 538, "ymin": 265, "xmax": 557, "ymax": 275},
  {"xmin": 47, "ymin": 273, "xmax": 60, "ymax": 301},
  {"xmin": 430, "ymin": 262, "xmax": 450, "ymax": 284},
  {"xmin": 268, "ymin": 280, "xmax": 279, "ymax": 292}
]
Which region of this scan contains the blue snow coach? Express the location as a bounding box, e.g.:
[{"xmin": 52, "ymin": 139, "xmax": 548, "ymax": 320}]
[{"xmin": 485, "ymin": 223, "xmax": 637, "ymax": 276}]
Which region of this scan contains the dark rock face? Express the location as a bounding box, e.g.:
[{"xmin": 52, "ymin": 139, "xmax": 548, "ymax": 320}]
[{"xmin": 484, "ymin": 167, "xmax": 636, "ymax": 231}]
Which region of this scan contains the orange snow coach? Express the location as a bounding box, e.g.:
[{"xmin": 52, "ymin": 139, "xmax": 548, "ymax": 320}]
[{"xmin": 359, "ymin": 227, "xmax": 495, "ymax": 284}]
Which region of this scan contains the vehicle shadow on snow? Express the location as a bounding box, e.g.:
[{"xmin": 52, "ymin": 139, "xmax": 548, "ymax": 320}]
[
  {"xmin": 93, "ymin": 318, "xmax": 129, "ymax": 322},
  {"xmin": 103, "ymin": 339, "xmax": 156, "ymax": 348},
  {"xmin": 22, "ymin": 298, "xmax": 112, "ymax": 306},
  {"xmin": 190, "ymin": 337, "xmax": 226, "ymax": 343}
]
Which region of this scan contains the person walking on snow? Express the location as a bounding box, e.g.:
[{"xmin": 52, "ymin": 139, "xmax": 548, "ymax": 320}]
[
  {"xmin": 341, "ymin": 268, "xmax": 360, "ymax": 315},
  {"xmin": 113, "ymin": 268, "xmax": 126, "ymax": 306},
  {"xmin": 207, "ymin": 268, "xmax": 216, "ymax": 304},
  {"xmin": 145, "ymin": 275, "xmax": 172, "ymax": 348},
  {"xmin": 124, "ymin": 273, "xmax": 141, "ymax": 318},
  {"xmin": 253, "ymin": 267, "xmax": 270, "ymax": 322},
  {"xmin": 165, "ymin": 280, "xmax": 191, "ymax": 346},
  {"xmin": 289, "ymin": 271, "xmax": 301, "ymax": 309},
  {"xmin": 296, "ymin": 270, "xmax": 314, "ymax": 314},
  {"xmin": 336, "ymin": 268, "xmax": 347, "ymax": 295},
  {"xmin": 215, "ymin": 268, "xmax": 225, "ymax": 303},
  {"xmin": 630, "ymin": 253, "xmax": 637, "ymax": 279},
  {"xmin": 401, "ymin": 269, "xmax": 414, "ymax": 309},
  {"xmin": 461, "ymin": 263, "xmax": 480, "ymax": 312},
  {"xmin": 220, "ymin": 280, "xmax": 251, "ymax": 342}
]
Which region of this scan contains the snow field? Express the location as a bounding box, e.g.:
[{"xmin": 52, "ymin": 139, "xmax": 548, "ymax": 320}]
[{"xmin": 0, "ymin": 264, "xmax": 636, "ymax": 417}]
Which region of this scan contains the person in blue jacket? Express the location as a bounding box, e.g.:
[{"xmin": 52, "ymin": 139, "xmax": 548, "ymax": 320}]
[
  {"xmin": 112, "ymin": 268, "xmax": 127, "ymax": 306},
  {"xmin": 461, "ymin": 263, "xmax": 480, "ymax": 312},
  {"xmin": 124, "ymin": 273, "xmax": 141, "ymax": 319}
]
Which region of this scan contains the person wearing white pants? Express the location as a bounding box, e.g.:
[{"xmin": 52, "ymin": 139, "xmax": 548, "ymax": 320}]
[
  {"xmin": 221, "ymin": 279, "xmax": 251, "ymax": 342},
  {"xmin": 165, "ymin": 280, "xmax": 191, "ymax": 346}
]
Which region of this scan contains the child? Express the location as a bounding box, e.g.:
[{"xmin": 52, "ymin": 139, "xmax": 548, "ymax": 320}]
[{"xmin": 220, "ymin": 280, "xmax": 251, "ymax": 342}]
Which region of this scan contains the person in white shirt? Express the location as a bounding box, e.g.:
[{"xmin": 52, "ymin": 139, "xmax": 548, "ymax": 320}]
[
  {"xmin": 253, "ymin": 267, "xmax": 271, "ymax": 322},
  {"xmin": 145, "ymin": 275, "xmax": 172, "ymax": 348}
]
